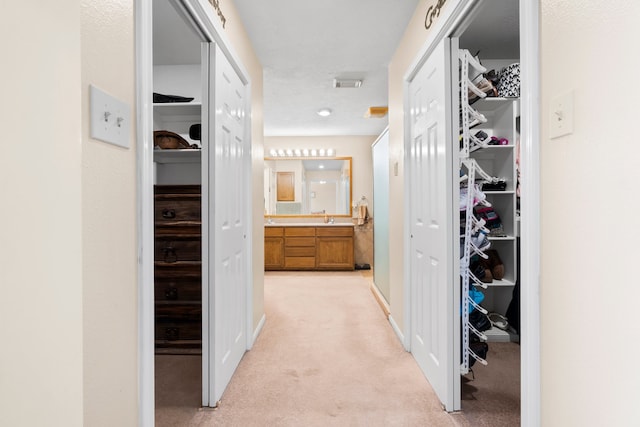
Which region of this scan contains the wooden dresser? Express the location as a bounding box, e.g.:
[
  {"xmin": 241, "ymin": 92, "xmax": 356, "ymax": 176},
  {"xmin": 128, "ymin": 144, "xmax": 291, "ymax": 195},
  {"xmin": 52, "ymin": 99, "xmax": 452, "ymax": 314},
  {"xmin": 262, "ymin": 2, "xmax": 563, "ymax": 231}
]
[
  {"xmin": 154, "ymin": 185, "xmax": 202, "ymax": 354},
  {"xmin": 264, "ymin": 225, "xmax": 354, "ymax": 271}
]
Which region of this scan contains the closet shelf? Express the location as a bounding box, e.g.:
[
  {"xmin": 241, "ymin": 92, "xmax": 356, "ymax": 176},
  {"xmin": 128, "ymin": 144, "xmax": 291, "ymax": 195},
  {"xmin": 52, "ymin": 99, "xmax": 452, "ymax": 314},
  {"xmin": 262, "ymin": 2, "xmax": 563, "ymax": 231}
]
[
  {"xmin": 475, "ymin": 97, "xmax": 514, "ymax": 107},
  {"xmin": 153, "ymin": 102, "xmax": 201, "ymax": 120},
  {"xmin": 486, "ymin": 279, "xmax": 515, "ymax": 287},
  {"xmin": 483, "ymin": 190, "xmax": 515, "ymax": 195},
  {"xmin": 483, "ymin": 326, "xmax": 519, "ymax": 343},
  {"xmin": 154, "ymin": 149, "xmax": 201, "ymax": 164},
  {"xmin": 487, "ymin": 235, "xmax": 516, "ymax": 241}
]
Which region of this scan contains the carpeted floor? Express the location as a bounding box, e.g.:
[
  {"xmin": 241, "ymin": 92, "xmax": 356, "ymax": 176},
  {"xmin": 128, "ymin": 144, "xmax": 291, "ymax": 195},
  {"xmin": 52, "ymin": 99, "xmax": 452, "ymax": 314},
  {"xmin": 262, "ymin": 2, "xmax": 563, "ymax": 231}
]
[{"xmin": 156, "ymin": 271, "xmax": 519, "ymax": 426}]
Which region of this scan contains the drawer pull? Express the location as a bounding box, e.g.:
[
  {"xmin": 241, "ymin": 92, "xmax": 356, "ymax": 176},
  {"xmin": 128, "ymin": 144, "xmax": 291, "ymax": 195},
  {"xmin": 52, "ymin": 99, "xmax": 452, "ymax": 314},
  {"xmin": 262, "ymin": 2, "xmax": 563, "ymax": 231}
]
[
  {"xmin": 164, "ymin": 327, "xmax": 179, "ymax": 341},
  {"xmin": 163, "ymin": 246, "xmax": 178, "ymax": 263},
  {"xmin": 164, "ymin": 286, "xmax": 178, "ymax": 300},
  {"xmin": 162, "ymin": 208, "xmax": 176, "ymax": 219}
]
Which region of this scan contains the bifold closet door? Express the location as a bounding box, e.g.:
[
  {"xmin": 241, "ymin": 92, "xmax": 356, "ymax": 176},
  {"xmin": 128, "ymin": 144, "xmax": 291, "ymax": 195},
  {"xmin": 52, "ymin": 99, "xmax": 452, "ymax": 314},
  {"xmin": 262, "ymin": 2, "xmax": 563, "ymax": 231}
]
[
  {"xmin": 201, "ymin": 41, "xmax": 249, "ymax": 407},
  {"xmin": 408, "ymin": 39, "xmax": 458, "ymax": 411}
]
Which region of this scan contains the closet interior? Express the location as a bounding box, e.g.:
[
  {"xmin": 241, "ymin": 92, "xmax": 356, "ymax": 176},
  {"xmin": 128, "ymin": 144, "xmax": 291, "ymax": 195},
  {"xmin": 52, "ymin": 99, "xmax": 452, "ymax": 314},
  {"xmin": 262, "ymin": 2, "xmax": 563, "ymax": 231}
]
[
  {"xmin": 456, "ymin": 0, "xmax": 521, "ymax": 391},
  {"xmin": 152, "ymin": 1, "xmax": 204, "ymax": 356}
]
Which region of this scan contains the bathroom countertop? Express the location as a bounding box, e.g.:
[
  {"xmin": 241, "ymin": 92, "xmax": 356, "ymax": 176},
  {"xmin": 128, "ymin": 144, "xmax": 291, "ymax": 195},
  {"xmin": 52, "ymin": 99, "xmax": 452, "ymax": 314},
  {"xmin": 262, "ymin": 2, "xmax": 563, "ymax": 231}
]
[{"xmin": 264, "ymin": 222, "xmax": 354, "ymax": 227}]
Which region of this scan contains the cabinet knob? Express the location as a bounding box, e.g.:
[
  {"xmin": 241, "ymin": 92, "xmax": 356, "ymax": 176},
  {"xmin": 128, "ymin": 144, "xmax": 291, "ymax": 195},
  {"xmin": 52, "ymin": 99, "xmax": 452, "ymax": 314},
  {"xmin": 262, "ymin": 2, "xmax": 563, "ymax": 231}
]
[
  {"xmin": 161, "ymin": 208, "xmax": 176, "ymax": 219},
  {"xmin": 163, "ymin": 246, "xmax": 177, "ymax": 263},
  {"xmin": 164, "ymin": 327, "xmax": 179, "ymax": 341},
  {"xmin": 164, "ymin": 286, "xmax": 178, "ymax": 300}
]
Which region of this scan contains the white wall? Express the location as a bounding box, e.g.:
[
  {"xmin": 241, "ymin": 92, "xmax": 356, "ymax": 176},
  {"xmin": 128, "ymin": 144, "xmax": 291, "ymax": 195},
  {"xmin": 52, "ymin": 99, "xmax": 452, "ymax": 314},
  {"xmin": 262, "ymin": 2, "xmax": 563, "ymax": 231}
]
[
  {"xmin": 154, "ymin": 64, "xmax": 202, "ymax": 102},
  {"xmin": 81, "ymin": 0, "xmax": 138, "ymax": 425},
  {"xmin": 0, "ymin": 2, "xmax": 84, "ymax": 426},
  {"xmin": 540, "ymin": 1, "xmax": 640, "ymax": 424}
]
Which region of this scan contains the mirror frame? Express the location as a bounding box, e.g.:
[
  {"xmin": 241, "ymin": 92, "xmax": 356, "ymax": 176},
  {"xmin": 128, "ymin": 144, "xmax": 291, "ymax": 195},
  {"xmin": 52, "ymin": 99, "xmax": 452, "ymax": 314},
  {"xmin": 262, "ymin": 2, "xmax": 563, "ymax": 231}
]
[{"xmin": 264, "ymin": 156, "xmax": 353, "ymax": 218}]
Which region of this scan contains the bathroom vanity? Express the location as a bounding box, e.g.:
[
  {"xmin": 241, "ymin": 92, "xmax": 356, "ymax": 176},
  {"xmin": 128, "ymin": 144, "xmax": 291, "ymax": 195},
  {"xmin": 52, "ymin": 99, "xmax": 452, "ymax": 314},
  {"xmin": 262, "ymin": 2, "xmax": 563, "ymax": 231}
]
[{"xmin": 264, "ymin": 224, "xmax": 354, "ymax": 271}]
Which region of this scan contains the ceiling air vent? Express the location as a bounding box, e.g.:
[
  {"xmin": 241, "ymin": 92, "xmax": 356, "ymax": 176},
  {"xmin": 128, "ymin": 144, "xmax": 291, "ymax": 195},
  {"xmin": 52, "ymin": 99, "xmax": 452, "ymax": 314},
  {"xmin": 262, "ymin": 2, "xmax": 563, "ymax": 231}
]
[{"xmin": 333, "ymin": 78, "xmax": 362, "ymax": 88}]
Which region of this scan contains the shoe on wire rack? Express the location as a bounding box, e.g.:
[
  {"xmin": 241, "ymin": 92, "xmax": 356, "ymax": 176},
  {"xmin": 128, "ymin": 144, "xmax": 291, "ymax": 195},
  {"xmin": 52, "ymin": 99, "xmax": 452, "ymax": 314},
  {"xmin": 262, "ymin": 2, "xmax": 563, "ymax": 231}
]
[
  {"xmin": 460, "ymin": 184, "xmax": 491, "ymax": 211},
  {"xmin": 468, "ymin": 75, "xmax": 498, "ymax": 105},
  {"xmin": 470, "ymin": 231, "xmax": 491, "ymax": 252}
]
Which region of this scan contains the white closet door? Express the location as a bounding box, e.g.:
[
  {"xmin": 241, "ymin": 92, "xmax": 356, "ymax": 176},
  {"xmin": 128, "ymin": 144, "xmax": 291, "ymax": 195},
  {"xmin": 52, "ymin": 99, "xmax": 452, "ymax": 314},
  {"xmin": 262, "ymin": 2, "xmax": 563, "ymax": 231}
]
[
  {"xmin": 202, "ymin": 42, "xmax": 249, "ymax": 406},
  {"xmin": 408, "ymin": 39, "xmax": 457, "ymax": 411}
]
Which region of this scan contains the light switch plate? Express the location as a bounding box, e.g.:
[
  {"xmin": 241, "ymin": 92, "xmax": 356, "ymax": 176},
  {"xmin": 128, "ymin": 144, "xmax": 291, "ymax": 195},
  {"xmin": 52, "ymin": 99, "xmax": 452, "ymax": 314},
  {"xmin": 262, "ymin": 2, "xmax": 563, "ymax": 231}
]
[
  {"xmin": 90, "ymin": 85, "xmax": 131, "ymax": 148},
  {"xmin": 549, "ymin": 91, "xmax": 574, "ymax": 139}
]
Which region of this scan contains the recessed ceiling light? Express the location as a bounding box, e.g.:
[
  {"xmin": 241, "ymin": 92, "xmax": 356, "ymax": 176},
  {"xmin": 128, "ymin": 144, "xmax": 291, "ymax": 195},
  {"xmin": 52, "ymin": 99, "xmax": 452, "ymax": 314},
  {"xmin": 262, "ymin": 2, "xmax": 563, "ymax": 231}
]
[{"xmin": 317, "ymin": 108, "xmax": 332, "ymax": 117}]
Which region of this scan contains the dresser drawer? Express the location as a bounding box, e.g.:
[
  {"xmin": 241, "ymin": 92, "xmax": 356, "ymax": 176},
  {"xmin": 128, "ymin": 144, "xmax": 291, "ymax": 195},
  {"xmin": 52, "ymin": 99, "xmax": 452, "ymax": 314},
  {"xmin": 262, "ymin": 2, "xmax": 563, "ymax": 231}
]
[
  {"xmin": 154, "ymin": 200, "xmax": 201, "ymax": 223},
  {"xmin": 154, "ymin": 235, "xmax": 201, "ymax": 262},
  {"xmin": 155, "ymin": 301, "xmax": 201, "ymax": 320},
  {"xmin": 155, "ymin": 320, "xmax": 201, "ymax": 341},
  {"xmin": 155, "ymin": 261, "xmax": 201, "ymax": 279},
  {"xmin": 155, "ymin": 277, "xmax": 201, "ymax": 301}
]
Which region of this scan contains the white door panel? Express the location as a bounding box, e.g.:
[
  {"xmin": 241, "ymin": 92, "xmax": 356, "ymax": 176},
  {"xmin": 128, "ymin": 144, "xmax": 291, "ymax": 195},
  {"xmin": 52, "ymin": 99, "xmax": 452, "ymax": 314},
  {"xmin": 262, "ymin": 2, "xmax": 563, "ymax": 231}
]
[
  {"xmin": 213, "ymin": 43, "xmax": 247, "ymax": 403},
  {"xmin": 202, "ymin": 42, "xmax": 249, "ymax": 406},
  {"xmin": 409, "ymin": 39, "xmax": 457, "ymax": 410}
]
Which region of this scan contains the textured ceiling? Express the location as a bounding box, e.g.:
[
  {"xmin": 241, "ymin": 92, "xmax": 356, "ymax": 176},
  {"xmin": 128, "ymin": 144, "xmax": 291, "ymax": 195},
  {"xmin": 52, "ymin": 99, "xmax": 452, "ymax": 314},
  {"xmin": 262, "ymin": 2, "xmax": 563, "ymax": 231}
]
[{"xmin": 231, "ymin": 0, "xmax": 421, "ymax": 136}]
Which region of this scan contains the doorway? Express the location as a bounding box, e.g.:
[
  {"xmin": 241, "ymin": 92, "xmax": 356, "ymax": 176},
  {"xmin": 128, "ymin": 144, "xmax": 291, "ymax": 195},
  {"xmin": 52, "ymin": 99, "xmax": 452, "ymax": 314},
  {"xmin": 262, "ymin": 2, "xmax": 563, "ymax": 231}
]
[
  {"xmin": 137, "ymin": 0, "xmax": 253, "ymax": 423},
  {"xmin": 404, "ymin": 0, "xmax": 540, "ymax": 423}
]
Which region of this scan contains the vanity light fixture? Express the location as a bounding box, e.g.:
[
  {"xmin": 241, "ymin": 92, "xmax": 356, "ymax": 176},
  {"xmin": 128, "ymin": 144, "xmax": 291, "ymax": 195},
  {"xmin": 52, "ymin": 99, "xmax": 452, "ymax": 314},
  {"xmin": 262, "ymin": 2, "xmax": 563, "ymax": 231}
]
[
  {"xmin": 317, "ymin": 108, "xmax": 332, "ymax": 117},
  {"xmin": 266, "ymin": 148, "xmax": 336, "ymax": 158}
]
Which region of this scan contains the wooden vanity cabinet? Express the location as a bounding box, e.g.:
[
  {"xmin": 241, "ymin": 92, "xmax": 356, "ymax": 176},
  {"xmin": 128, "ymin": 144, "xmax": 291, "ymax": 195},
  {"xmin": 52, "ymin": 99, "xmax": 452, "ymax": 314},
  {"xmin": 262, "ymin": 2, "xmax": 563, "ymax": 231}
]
[
  {"xmin": 316, "ymin": 226, "xmax": 354, "ymax": 270},
  {"xmin": 264, "ymin": 227, "xmax": 284, "ymax": 269},
  {"xmin": 264, "ymin": 225, "xmax": 354, "ymax": 271},
  {"xmin": 284, "ymin": 227, "xmax": 316, "ymax": 269}
]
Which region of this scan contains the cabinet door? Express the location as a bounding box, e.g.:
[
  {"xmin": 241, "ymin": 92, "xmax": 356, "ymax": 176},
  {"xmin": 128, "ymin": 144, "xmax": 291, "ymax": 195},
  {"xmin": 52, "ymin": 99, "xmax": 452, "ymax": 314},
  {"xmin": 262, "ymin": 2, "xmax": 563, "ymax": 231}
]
[
  {"xmin": 316, "ymin": 237, "xmax": 354, "ymax": 270},
  {"xmin": 264, "ymin": 237, "xmax": 284, "ymax": 270},
  {"xmin": 276, "ymin": 171, "xmax": 295, "ymax": 201}
]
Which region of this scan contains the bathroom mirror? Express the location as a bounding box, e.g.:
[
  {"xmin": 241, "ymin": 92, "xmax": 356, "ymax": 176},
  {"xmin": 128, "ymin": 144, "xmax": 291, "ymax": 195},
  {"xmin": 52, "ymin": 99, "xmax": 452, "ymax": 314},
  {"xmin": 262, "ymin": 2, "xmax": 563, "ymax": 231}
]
[{"xmin": 264, "ymin": 157, "xmax": 352, "ymax": 217}]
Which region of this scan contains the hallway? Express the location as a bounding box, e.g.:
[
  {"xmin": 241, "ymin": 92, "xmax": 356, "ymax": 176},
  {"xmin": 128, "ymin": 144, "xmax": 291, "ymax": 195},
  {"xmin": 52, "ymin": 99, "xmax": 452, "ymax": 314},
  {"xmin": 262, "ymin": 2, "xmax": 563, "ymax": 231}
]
[{"xmin": 155, "ymin": 272, "xmax": 517, "ymax": 426}]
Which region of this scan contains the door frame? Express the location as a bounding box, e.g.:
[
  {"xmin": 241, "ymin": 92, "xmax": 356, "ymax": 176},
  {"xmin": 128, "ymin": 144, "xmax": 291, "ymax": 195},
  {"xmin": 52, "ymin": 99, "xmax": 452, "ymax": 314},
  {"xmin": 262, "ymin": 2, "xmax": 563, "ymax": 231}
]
[
  {"xmin": 135, "ymin": 0, "xmax": 254, "ymax": 424},
  {"xmin": 402, "ymin": 0, "xmax": 540, "ymax": 423}
]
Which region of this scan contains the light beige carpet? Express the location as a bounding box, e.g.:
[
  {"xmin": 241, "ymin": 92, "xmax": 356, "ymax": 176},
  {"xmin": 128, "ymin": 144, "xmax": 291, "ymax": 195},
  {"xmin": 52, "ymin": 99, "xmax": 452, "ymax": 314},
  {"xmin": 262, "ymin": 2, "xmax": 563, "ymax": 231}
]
[{"xmin": 156, "ymin": 271, "xmax": 518, "ymax": 426}]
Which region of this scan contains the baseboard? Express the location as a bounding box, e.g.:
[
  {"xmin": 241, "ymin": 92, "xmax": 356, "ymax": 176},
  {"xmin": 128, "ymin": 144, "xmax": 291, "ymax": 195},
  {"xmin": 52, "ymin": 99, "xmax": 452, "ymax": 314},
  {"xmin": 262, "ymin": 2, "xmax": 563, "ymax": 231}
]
[
  {"xmin": 389, "ymin": 315, "xmax": 408, "ymax": 351},
  {"xmin": 250, "ymin": 313, "xmax": 266, "ymax": 349},
  {"xmin": 369, "ymin": 282, "xmax": 390, "ymax": 317}
]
